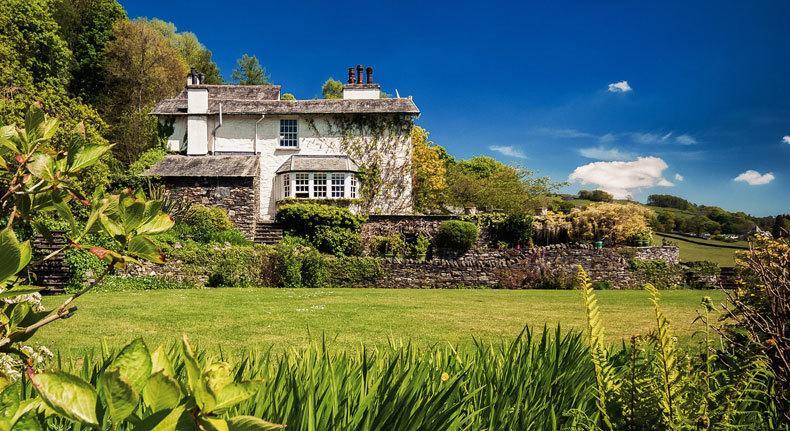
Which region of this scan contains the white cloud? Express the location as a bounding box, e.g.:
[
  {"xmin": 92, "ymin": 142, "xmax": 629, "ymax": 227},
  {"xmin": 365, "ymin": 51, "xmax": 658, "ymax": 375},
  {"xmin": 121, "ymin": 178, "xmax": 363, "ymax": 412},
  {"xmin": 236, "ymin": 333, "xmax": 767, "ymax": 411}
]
[
  {"xmin": 734, "ymin": 170, "xmax": 774, "ymax": 186},
  {"xmin": 631, "ymin": 132, "xmax": 671, "ymax": 145},
  {"xmin": 568, "ymin": 156, "xmax": 673, "ymax": 199},
  {"xmin": 674, "ymin": 173, "xmax": 684, "ymax": 181},
  {"xmin": 782, "ymin": 135, "xmax": 790, "ymax": 145},
  {"xmin": 535, "ymin": 128, "xmax": 596, "ymax": 139},
  {"xmin": 598, "ymin": 133, "xmax": 616, "ymax": 144},
  {"xmin": 489, "ymin": 145, "xmax": 527, "ymax": 159},
  {"xmin": 675, "ymin": 134, "xmax": 697, "ymax": 145},
  {"xmin": 578, "ymin": 146, "xmax": 633, "ymax": 161},
  {"xmin": 607, "ymin": 80, "xmax": 632, "ymax": 93}
]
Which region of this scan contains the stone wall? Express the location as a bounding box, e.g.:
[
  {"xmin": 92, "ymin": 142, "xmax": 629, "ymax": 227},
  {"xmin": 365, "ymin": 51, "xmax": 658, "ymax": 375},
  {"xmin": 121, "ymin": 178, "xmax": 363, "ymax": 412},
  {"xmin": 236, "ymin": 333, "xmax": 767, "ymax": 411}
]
[
  {"xmin": 163, "ymin": 177, "xmax": 258, "ymax": 239},
  {"xmin": 375, "ymin": 244, "xmax": 681, "ymax": 289}
]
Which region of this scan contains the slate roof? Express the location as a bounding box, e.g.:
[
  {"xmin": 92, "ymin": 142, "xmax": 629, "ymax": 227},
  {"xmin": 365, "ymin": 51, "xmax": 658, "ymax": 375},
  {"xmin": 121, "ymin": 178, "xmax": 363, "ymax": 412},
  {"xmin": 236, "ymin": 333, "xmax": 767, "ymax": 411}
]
[
  {"xmin": 142, "ymin": 155, "xmax": 258, "ymax": 177},
  {"xmin": 173, "ymin": 85, "xmax": 282, "ymax": 101},
  {"xmin": 275, "ymin": 155, "xmax": 359, "ymax": 174},
  {"xmin": 151, "ymin": 97, "xmax": 420, "ymax": 116}
]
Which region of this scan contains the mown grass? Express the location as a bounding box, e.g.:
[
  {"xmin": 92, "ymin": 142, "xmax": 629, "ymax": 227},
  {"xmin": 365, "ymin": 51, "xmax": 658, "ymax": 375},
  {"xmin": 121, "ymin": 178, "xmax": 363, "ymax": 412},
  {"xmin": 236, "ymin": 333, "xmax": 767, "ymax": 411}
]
[
  {"xmin": 37, "ymin": 288, "xmax": 725, "ymax": 355},
  {"xmin": 653, "ymin": 233, "xmax": 740, "ymax": 266}
]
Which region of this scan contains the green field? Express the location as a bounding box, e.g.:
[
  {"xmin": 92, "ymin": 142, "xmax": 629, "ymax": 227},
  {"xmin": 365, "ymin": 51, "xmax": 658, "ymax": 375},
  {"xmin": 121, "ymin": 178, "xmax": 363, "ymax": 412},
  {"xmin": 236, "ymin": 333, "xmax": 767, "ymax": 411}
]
[
  {"xmin": 37, "ymin": 288, "xmax": 725, "ymax": 355},
  {"xmin": 653, "ymin": 232, "xmax": 743, "ymax": 266}
]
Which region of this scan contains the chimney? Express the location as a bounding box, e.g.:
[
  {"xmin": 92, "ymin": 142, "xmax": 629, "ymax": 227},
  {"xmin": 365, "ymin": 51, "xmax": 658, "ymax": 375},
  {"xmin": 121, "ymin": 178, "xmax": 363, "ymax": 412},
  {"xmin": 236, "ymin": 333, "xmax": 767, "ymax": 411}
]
[
  {"xmin": 186, "ymin": 72, "xmax": 209, "ymax": 155},
  {"xmin": 198, "ymin": 72, "xmax": 205, "ymax": 85},
  {"xmin": 187, "ymin": 68, "xmax": 197, "ymax": 86},
  {"xmin": 343, "ymin": 65, "xmax": 381, "ymax": 99}
]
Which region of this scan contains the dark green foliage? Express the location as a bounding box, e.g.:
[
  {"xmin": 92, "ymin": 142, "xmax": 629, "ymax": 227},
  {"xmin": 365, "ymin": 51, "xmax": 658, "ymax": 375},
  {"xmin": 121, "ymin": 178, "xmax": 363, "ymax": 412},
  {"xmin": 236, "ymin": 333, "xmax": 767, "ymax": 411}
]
[
  {"xmin": 92, "ymin": 275, "xmax": 198, "ymax": 292},
  {"xmin": 489, "ymin": 213, "xmax": 533, "ymax": 247},
  {"xmin": 435, "ymin": 220, "xmax": 478, "ymax": 255},
  {"xmin": 579, "ymin": 189, "xmax": 614, "ymax": 202},
  {"xmin": 321, "ymin": 78, "xmax": 343, "ymax": 99},
  {"xmin": 311, "ymin": 226, "xmax": 362, "ymax": 256},
  {"xmin": 406, "ymin": 235, "xmax": 431, "ymax": 260},
  {"xmin": 171, "ymin": 242, "xmax": 271, "ymax": 288},
  {"xmin": 370, "ymin": 234, "xmax": 406, "ymax": 257},
  {"xmin": 207, "ymin": 229, "xmax": 252, "ymax": 246},
  {"xmin": 682, "ymin": 261, "xmax": 720, "ymax": 289},
  {"xmin": 178, "ymin": 204, "xmax": 234, "ymax": 243},
  {"xmin": 628, "ymin": 259, "xmax": 684, "ymax": 289},
  {"xmin": 276, "ymin": 203, "xmax": 366, "ymax": 256},
  {"xmin": 648, "ymin": 194, "xmax": 694, "ymax": 210},
  {"xmin": 771, "ymin": 214, "xmax": 790, "ymax": 238},
  {"xmin": 325, "ymin": 256, "xmax": 383, "ymax": 286},
  {"xmin": 273, "ymin": 237, "xmax": 326, "ymax": 288},
  {"xmin": 232, "ymin": 53, "xmax": 269, "ymax": 85}
]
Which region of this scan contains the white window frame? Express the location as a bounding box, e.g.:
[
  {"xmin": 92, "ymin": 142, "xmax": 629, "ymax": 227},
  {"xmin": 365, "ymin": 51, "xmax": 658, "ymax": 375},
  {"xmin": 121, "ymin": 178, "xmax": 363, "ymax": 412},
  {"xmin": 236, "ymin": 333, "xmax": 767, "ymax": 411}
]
[
  {"xmin": 279, "ymin": 119, "xmax": 298, "ymax": 148},
  {"xmin": 282, "ymin": 174, "xmax": 291, "ymax": 198},
  {"xmin": 294, "ymin": 173, "xmax": 309, "ymax": 198},
  {"xmin": 313, "ymin": 173, "xmax": 327, "ymax": 198},
  {"xmin": 350, "ymin": 175, "xmax": 357, "ymax": 198},
  {"xmin": 331, "ymin": 173, "xmax": 345, "ymax": 198}
]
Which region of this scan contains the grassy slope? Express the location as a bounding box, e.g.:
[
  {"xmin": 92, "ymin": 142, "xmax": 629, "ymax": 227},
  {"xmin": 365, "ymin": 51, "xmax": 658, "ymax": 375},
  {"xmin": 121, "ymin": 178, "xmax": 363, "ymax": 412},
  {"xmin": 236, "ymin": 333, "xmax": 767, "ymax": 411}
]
[
  {"xmin": 652, "ymin": 233, "xmax": 739, "ymax": 266},
  {"xmin": 37, "ymin": 288, "xmax": 724, "ymax": 355}
]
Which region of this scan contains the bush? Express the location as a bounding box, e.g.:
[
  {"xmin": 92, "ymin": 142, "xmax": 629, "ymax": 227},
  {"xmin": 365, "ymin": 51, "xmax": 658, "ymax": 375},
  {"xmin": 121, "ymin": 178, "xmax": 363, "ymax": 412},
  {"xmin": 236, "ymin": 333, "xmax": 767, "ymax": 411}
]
[
  {"xmin": 171, "ymin": 242, "xmax": 272, "ymax": 287},
  {"xmin": 435, "ymin": 220, "xmax": 478, "ymax": 255},
  {"xmin": 311, "ymin": 226, "xmax": 362, "ymax": 256},
  {"xmin": 273, "ymin": 237, "xmax": 327, "ymax": 288},
  {"xmin": 208, "ymin": 229, "xmax": 252, "ymax": 246},
  {"xmin": 370, "ymin": 234, "xmax": 406, "ymax": 257},
  {"xmin": 325, "ymin": 256, "xmax": 384, "ymax": 286},
  {"xmin": 628, "ymin": 259, "xmax": 684, "ymax": 289},
  {"xmin": 276, "ymin": 203, "xmax": 366, "ymax": 236},
  {"xmin": 683, "ymin": 260, "xmax": 721, "ymax": 289},
  {"xmin": 406, "ymin": 235, "xmax": 431, "ymax": 260},
  {"xmin": 490, "ymin": 213, "xmax": 533, "ymax": 247},
  {"xmin": 180, "ymin": 204, "xmax": 235, "ymax": 243},
  {"xmin": 92, "ymin": 275, "xmax": 199, "ymax": 292}
]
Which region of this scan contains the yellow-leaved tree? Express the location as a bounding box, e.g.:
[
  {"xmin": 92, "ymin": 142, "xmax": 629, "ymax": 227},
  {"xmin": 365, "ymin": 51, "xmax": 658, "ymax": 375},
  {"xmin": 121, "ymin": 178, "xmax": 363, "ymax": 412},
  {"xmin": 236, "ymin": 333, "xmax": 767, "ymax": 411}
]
[
  {"xmin": 411, "ymin": 126, "xmax": 448, "ymax": 213},
  {"xmin": 568, "ymin": 202, "xmax": 654, "ymax": 244}
]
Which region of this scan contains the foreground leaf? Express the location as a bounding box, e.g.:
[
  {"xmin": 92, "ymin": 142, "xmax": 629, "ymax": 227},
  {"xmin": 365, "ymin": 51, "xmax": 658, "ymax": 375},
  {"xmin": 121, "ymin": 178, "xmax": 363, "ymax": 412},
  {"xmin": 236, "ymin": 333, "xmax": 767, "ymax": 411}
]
[
  {"xmin": 227, "ymin": 416, "xmax": 285, "ymax": 431},
  {"xmin": 107, "ymin": 338, "xmax": 152, "ymax": 393},
  {"xmin": 29, "ymin": 372, "xmax": 98, "ymax": 426},
  {"xmin": 142, "ymin": 372, "xmax": 181, "ymax": 412},
  {"xmin": 100, "ymin": 370, "xmax": 138, "ymax": 424}
]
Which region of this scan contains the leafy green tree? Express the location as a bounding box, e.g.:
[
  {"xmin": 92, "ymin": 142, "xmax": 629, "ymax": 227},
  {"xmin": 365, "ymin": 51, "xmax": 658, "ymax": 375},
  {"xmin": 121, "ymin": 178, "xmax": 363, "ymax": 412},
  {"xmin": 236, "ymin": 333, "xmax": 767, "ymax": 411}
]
[
  {"xmin": 579, "ymin": 189, "xmax": 613, "ymax": 202},
  {"xmin": 281, "ymin": 93, "xmax": 296, "ymax": 100},
  {"xmin": 231, "ymin": 54, "xmax": 269, "ymax": 85},
  {"xmin": 411, "ymin": 126, "xmax": 447, "ymax": 212},
  {"xmin": 148, "ymin": 19, "xmax": 222, "ymax": 84},
  {"xmin": 647, "ymin": 194, "xmax": 694, "ymax": 210},
  {"xmin": 322, "ymin": 78, "xmax": 344, "ymax": 99},
  {"xmin": 103, "ymin": 19, "xmax": 188, "ymax": 163},
  {"xmin": 51, "ymin": 0, "xmax": 126, "ymax": 103}
]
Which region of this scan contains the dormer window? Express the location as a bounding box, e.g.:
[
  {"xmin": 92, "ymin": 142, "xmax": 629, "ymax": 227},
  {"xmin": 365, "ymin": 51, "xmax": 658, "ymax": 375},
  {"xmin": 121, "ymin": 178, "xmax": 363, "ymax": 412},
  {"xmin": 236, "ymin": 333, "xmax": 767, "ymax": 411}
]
[{"xmin": 279, "ymin": 119, "xmax": 298, "ymax": 147}]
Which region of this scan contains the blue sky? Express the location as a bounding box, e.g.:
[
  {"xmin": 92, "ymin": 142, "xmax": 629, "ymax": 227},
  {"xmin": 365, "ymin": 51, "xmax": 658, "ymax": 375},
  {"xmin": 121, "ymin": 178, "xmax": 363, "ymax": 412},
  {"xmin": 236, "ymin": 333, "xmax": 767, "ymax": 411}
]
[{"xmin": 120, "ymin": 0, "xmax": 790, "ymax": 216}]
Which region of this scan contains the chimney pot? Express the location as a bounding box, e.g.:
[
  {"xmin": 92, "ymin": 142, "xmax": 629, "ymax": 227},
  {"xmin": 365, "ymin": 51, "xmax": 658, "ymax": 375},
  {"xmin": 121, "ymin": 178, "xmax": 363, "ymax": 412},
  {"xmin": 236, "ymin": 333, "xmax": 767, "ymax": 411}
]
[
  {"xmin": 365, "ymin": 66, "xmax": 373, "ymax": 84},
  {"xmin": 347, "ymin": 67, "xmax": 355, "ymax": 84},
  {"xmin": 356, "ymin": 64, "xmax": 363, "ymax": 86},
  {"xmin": 198, "ymin": 72, "xmax": 205, "ymax": 85}
]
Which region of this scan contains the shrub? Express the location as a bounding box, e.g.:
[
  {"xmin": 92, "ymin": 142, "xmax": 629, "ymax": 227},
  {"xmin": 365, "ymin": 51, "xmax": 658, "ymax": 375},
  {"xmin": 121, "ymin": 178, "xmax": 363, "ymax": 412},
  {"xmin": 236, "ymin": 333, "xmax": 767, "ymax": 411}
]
[
  {"xmin": 93, "ymin": 275, "xmax": 199, "ymax": 292},
  {"xmin": 311, "ymin": 226, "xmax": 362, "ymax": 256},
  {"xmin": 406, "ymin": 235, "xmax": 431, "ymax": 260},
  {"xmin": 682, "ymin": 260, "xmax": 720, "ymax": 289},
  {"xmin": 276, "ymin": 203, "xmax": 366, "ymax": 236},
  {"xmin": 325, "ymin": 256, "xmax": 384, "ymax": 286},
  {"xmin": 180, "ymin": 204, "xmax": 235, "ymax": 242},
  {"xmin": 490, "ymin": 213, "xmax": 533, "ymax": 247},
  {"xmin": 628, "ymin": 259, "xmax": 684, "ymax": 289},
  {"xmin": 435, "ymin": 220, "xmax": 478, "ymax": 255},
  {"xmin": 273, "ymin": 237, "xmax": 327, "ymax": 288},
  {"xmin": 371, "ymin": 234, "xmax": 406, "ymax": 257},
  {"xmin": 208, "ymin": 229, "xmax": 252, "ymax": 246},
  {"xmin": 171, "ymin": 242, "xmax": 272, "ymax": 287}
]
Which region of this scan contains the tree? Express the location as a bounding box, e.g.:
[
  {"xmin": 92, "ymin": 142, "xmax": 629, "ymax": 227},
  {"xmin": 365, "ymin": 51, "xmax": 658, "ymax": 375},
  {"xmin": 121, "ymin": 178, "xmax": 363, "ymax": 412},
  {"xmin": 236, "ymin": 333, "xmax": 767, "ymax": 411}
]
[
  {"xmin": 568, "ymin": 203, "xmax": 654, "ymax": 244},
  {"xmin": 322, "ymin": 78, "xmax": 344, "ymax": 99},
  {"xmin": 231, "ymin": 54, "xmax": 269, "ymax": 85},
  {"xmin": 647, "ymin": 194, "xmax": 694, "ymax": 210},
  {"xmin": 281, "ymin": 93, "xmax": 296, "ymax": 100},
  {"xmin": 446, "ymin": 156, "xmax": 560, "ymax": 214},
  {"xmin": 579, "ymin": 189, "xmax": 613, "ymax": 202},
  {"xmin": 148, "ymin": 19, "xmax": 222, "ymax": 84},
  {"xmin": 103, "ymin": 19, "xmax": 188, "ymax": 163},
  {"xmin": 51, "ymin": 0, "xmax": 126, "ymax": 103},
  {"xmin": 772, "ymin": 214, "xmax": 790, "ymax": 238},
  {"xmin": 411, "ymin": 126, "xmax": 447, "ymax": 212}
]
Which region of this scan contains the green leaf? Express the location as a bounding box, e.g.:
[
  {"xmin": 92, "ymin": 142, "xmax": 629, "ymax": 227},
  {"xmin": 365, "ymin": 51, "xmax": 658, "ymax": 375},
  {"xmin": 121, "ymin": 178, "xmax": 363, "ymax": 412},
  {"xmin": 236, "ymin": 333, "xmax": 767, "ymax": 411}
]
[
  {"xmin": 227, "ymin": 416, "xmax": 285, "ymax": 431},
  {"xmin": 29, "ymin": 371, "xmax": 98, "ymax": 426},
  {"xmin": 69, "ymin": 145, "xmax": 110, "ymax": 173},
  {"xmin": 8, "ymin": 302, "xmax": 31, "ymax": 327},
  {"xmin": 137, "ymin": 213, "xmax": 174, "ymax": 236},
  {"xmin": 137, "ymin": 404, "xmax": 187, "ymax": 431},
  {"xmin": 128, "ymin": 235, "xmax": 164, "ymax": 263},
  {"xmin": 142, "ymin": 372, "xmax": 181, "ymax": 412},
  {"xmin": 0, "ymin": 229, "xmax": 30, "ymax": 283},
  {"xmin": 106, "ymin": 339, "xmax": 152, "ymax": 393},
  {"xmin": 150, "ymin": 346, "xmax": 175, "ymax": 378},
  {"xmin": 181, "ymin": 336, "xmax": 216, "ymax": 413},
  {"xmin": 25, "ymin": 154, "xmax": 54, "ymax": 180},
  {"xmin": 99, "ymin": 370, "xmax": 138, "ymax": 423},
  {"xmin": 214, "ymin": 383, "xmax": 257, "ymax": 412},
  {"xmin": 197, "ymin": 417, "xmax": 229, "ymax": 431}
]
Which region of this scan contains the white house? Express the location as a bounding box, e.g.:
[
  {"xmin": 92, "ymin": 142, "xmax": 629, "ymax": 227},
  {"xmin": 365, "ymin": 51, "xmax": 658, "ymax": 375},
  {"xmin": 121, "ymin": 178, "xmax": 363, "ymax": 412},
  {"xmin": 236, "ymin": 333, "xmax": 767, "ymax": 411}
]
[{"xmin": 145, "ymin": 66, "xmax": 420, "ymax": 239}]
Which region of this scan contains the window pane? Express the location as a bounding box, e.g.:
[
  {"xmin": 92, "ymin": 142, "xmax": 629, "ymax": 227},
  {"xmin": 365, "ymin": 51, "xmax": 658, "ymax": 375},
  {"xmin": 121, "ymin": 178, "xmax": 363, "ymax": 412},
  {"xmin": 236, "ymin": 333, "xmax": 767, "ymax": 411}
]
[
  {"xmin": 279, "ymin": 119, "xmax": 298, "ymax": 147},
  {"xmin": 331, "ymin": 173, "xmax": 345, "ymax": 198}
]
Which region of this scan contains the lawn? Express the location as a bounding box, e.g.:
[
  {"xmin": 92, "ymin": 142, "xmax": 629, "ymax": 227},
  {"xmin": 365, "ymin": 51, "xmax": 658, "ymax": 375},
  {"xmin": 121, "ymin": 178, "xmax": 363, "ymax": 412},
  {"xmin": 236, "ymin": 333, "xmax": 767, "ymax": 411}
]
[
  {"xmin": 653, "ymin": 233, "xmax": 741, "ymax": 266},
  {"xmin": 37, "ymin": 288, "xmax": 725, "ymax": 355}
]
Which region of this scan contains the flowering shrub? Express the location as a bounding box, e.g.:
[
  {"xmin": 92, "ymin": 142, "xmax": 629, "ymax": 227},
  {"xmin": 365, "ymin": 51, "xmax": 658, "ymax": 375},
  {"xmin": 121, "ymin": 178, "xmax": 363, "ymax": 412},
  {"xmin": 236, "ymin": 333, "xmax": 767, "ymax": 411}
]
[{"xmin": 567, "ymin": 203, "xmax": 654, "ymax": 244}]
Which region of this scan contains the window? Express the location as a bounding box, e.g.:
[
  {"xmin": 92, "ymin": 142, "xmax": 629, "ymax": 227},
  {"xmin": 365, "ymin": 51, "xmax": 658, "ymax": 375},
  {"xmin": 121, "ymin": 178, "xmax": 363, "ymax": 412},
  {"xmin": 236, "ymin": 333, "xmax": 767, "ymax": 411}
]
[
  {"xmin": 350, "ymin": 175, "xmax": 357, "ymax": 198},
  {"xmin": 331, "ymin": 173, "xmax": 345, "ymax": 198},
  {"xmin": 282, "ymin": 174, "xmax": 290, "ymax": 198},
  {"xmin": 279, "ymin": 119, "xmax": 298, "ymax": 147},
  {"xmin": 313, "ymin": 173, "xmax": 327, "ymax": 198},
  {"xmin": 295, "ymin": 173, "xmax": 309, "ymax": 198}
]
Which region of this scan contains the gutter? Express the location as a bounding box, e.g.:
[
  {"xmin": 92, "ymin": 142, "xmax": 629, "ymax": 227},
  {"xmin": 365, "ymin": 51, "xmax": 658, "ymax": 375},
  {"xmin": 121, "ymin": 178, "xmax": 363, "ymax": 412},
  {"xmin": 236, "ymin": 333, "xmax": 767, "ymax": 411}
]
[
  {"xmin": 211, "ymin": 102, "xmax": 224, "ymax": 154},
  {"xmin": 254, "ymin": 114, "xmax": 265, "ymax": 154}
]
